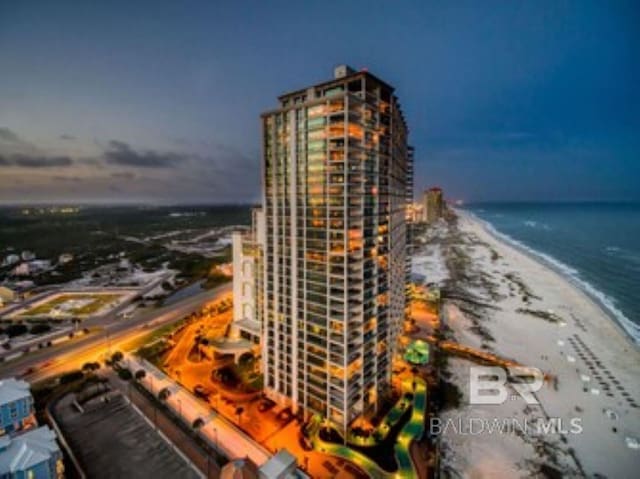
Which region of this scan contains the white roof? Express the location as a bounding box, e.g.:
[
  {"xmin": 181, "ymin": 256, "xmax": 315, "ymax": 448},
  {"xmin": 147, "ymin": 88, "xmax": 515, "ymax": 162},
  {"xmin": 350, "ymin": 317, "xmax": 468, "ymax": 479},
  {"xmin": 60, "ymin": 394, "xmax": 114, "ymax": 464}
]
[
  {"xmin": 0, "ymin": 426, "xmax": 60, "ymax": 474},
  {"xmin": 234, "ymin": 318, "xmax": 261, "ymax": 335},
  {"xmin": 0, "ymin": 378, "xmax": 32, "ymax": 405},
  {"xmin": 259, "ymin": 449, "xmax": 296, "ymax": 478}
]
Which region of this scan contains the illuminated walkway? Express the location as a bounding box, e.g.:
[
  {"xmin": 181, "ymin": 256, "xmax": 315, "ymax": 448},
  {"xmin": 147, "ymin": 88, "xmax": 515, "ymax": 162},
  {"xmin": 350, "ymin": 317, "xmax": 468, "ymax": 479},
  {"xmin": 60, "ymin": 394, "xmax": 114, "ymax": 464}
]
[
  {"xmin": 124, "ymin": 355, "xmax": 271, "ymax": 467},
  {"xmin": 313, "ymin": 376, "xmax": 427, "ymax": 479}
]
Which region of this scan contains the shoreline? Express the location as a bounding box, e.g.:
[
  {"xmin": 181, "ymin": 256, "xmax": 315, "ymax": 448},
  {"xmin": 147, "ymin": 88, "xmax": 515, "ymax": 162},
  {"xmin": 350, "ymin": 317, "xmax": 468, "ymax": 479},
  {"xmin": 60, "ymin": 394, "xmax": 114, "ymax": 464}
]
[
  {"xmin": 420, "ymin": 209, "xmax": 640, "ymax": 477},
  {"xmin": 458, "ymin": 207, "xmax": 640, "ymax": 348}
]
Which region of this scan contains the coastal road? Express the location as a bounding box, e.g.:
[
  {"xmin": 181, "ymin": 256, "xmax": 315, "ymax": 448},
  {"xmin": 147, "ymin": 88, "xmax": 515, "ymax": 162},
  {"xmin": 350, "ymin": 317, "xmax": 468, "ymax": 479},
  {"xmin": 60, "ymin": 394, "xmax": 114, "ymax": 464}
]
[{"xmin": 0, "ymin": 282, "xmax": 232, "ymax": 382}]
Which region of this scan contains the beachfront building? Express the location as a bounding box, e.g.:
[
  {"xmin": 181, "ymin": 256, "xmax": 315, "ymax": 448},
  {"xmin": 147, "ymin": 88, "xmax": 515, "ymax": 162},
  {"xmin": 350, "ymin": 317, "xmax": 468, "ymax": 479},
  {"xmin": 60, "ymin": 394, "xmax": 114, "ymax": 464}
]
[
  {"xmin": 0, "ymin": 426, "xmax": 64, "ymax": 479},
  {"xmin": 259, "ymin": 64, "xmax": 412, "ymax": 434},
  {"xmin": 231, "ymin": 208, "xmax": 265, "ymax": 345},
  {"xmin": 422, "ymin": 187, "xmax": 444, "ymax": 224},
  {"xmin": 0, "ymin": 379, "xmax": 36, "ymax": 436}
]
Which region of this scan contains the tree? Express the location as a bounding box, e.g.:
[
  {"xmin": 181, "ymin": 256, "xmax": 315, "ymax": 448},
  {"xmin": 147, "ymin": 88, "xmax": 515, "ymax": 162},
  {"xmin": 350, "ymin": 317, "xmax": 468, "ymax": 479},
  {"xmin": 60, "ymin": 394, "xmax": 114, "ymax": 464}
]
[
  {"xmin": 6, "ymin": 324, "xmax": 28, "ymax": 338},
  {"xmin": 82, "ymin": 362, "xmax": 98, "ymax": 373},
  {"xmin": 134, "ymin": 369, "xmax": 146, "ymax": 381},
  {"xmin": 29, "ymin": 323, "xmax": 51, "ymax": 335},
  {"xmin": 192, "ymin": 417, "xmax": 205, "ymax": 431},
  {"xmin": 235, "ymin": 406, "xmax": 244, "ymax": 425},
  {"xmin": 111, "ymin": 351, "xmax": 124, "ymax": 364},
  {"xmin": 158, "ymin": 387, "xmax": 171, "ymax": 401}
]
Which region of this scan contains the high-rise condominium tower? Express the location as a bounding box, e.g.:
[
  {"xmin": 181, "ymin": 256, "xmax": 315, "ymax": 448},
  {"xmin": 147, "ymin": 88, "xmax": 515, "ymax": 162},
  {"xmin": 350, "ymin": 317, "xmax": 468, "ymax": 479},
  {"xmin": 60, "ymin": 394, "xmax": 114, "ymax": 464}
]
[{"xmin": 260, "ymin": 65, "xmax": 412, "ymax": 433}]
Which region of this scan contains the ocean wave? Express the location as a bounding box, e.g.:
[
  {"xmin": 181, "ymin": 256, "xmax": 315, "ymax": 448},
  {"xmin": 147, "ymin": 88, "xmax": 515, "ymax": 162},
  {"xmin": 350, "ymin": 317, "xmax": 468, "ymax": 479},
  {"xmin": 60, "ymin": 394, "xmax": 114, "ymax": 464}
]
[
  {"xmin": 464, "ymin": 210, "xmax": 640, "ymax": 344},
  {"xmin": 523, "ymin": 219, "xmax": 551, "ymax": 230}
]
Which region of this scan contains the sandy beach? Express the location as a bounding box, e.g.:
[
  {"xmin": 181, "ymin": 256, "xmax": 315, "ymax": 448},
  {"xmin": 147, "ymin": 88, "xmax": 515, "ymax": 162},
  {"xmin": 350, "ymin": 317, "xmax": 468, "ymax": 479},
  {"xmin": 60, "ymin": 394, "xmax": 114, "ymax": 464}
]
[{"xmin": 413, "ymin": 210, "xmax": 640, "ymax": 478}]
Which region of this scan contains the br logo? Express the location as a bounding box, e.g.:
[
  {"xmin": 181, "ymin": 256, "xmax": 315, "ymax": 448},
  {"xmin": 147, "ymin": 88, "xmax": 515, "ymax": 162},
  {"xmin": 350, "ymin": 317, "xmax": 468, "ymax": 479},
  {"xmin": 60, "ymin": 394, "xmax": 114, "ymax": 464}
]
[{"xmin": 469, "ymin": 366, "xmax": 544, "ymax": 405}]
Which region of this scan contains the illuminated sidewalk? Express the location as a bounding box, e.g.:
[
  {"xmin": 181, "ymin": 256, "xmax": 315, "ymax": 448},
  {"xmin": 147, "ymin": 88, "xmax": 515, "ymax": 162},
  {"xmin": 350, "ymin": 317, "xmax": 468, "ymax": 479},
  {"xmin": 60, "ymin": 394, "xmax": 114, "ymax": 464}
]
[{"xmin": 124, "ymin": 355, "xmax": 271, "ymax": 467}]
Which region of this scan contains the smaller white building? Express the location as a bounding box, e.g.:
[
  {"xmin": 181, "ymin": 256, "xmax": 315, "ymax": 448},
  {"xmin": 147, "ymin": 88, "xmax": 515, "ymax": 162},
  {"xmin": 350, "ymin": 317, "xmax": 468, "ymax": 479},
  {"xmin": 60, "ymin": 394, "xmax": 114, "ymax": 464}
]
[
  {"xmin": 258, "ymin": 449, "xmax": 299, "ymax": 479},
  {"xmin": 58, "ymin": 253, "xmax": 73, "ymax": 265},
  {"xmin": 20, "ymin": 251, "xmax": 35, "ymax": 262},
  {"xmin": 11, "ymin": 263, "xmax": 30, "ymax": 277},
  {"xmin": 2, "ymin": 255, "xmax": 20, "ymax": 267},
  {"xmin": 231, "ymin": 208, "xmax": 264, "ymax": 345}
]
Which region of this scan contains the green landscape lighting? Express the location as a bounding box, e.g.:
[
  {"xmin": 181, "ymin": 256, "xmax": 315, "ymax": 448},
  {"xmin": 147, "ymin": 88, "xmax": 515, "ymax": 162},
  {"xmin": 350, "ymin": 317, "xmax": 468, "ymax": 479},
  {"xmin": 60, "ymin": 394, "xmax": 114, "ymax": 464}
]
[{"xmin": 404, "ymin": 339, "xmax": 430, "ymax": 365}]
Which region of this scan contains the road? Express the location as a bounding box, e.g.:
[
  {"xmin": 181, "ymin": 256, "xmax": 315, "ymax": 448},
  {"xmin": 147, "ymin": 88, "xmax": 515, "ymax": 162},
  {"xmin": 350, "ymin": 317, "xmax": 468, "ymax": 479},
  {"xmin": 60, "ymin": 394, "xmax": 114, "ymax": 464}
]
[{"xmin": 0, "ymin": 282, "xmax": 232, "ymax": 382}]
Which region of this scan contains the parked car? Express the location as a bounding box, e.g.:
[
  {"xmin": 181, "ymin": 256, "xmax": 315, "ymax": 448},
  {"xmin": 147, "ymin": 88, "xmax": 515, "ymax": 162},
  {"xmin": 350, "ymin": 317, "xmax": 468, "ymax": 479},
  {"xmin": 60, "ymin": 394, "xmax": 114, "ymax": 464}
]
[{"xmin": 193, "ymin": 384, "xmax": 211, "ymax": 399}]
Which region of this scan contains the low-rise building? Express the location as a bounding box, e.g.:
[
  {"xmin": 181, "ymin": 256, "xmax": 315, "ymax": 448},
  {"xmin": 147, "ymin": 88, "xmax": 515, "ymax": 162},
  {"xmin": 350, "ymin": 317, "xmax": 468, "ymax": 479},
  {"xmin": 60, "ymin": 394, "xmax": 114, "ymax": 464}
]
[
  {"xmin": 231, "ymin": 208, "xmax": 264, "ymax": 345},
  {"xmin": 0, "ymin": 426, "xmax": 64, "ymax": 479},
  {"xmin": 258, "ymin": 449, "xmax": 298, "ymax": 479},
  {"xmin": 57, "ymin": 253, "xmax": 73, "ymax": 265},
  {"xmin": 221, "ymin": 457, "xmax": 259, "ymax": 479},
  {"xmin": 0, "ymin": 287, "xmax": 16, "ymax": 308},
  {"xmin": 0, "ymin": 379, "xmax": 36, "ymax": 436},
  {"xmin": 2, "ymin": 255, "xmax": 20, "ymax": 267},
  {"xmin": 20, "ymin": 252, "xmax": 35, "ymax": 262},
  {"xmin": 11, "ymin": 264, "xmax": 31, "ymax": 277}
]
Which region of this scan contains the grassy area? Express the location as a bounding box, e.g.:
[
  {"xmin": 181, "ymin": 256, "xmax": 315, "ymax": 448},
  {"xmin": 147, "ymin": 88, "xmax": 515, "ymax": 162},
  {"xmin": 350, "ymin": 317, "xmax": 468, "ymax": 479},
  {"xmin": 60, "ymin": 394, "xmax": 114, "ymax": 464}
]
[
  {"xmin": 0, "ymin": 205, "xmax": 250, "ymax": 286},
  {"xmin": 20, "ymin": 293, "xmax": 123, "ymax": 317}
]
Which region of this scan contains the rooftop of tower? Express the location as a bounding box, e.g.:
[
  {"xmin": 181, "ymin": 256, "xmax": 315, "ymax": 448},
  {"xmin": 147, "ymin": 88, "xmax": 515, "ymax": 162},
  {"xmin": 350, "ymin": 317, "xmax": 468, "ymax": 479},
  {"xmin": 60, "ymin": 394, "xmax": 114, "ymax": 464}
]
[
  {"xmin": 263, "ymin": 64, "xmax": 408, "ymax": 132},
  {"xmin": 276, "ymin": 64, "xmax": 395, "ymax": 102}
]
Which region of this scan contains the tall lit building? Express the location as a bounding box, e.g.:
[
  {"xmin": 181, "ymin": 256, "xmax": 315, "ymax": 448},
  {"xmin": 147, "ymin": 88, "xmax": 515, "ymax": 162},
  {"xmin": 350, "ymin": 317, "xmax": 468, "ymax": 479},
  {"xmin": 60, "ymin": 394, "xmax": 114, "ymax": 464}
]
[{"xmin": 259, "ymin": 65, "xmax": 412, "ymax": 433}]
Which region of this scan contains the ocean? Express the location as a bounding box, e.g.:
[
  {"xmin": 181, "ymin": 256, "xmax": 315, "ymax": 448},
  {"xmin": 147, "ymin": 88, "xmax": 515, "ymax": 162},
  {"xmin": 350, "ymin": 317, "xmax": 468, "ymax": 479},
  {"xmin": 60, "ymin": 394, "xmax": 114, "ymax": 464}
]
[{"xmin": 463, "ymin": 202, "xmax": 640, "ymax": 344}]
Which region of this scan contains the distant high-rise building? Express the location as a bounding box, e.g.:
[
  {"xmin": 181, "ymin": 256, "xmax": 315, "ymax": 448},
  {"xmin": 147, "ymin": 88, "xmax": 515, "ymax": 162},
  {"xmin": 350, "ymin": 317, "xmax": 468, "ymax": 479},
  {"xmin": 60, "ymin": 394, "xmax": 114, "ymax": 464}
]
[
  {"xmin": 423, "ymin": 187, "xmax": 444, "ymax": 224},
  {"xmin": 257, "ymin": 65, "xmax": 412, "ymax": 433}
]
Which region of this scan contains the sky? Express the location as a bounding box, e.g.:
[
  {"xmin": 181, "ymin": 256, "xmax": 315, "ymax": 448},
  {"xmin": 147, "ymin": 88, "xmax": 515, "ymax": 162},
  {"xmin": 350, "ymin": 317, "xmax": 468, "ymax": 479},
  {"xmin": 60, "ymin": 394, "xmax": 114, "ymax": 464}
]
[{"xmin": 0, "ymin": 0, "xmax": 638, "ymax": 204}]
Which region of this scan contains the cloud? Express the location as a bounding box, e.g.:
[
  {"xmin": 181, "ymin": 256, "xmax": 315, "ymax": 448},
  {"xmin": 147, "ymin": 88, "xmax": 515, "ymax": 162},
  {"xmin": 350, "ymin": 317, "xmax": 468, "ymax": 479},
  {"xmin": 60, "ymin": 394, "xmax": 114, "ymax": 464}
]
[
  {"xmin": 52, "ymin": 175, "xmax": 82, "ymax": 182},
  {"xmin": 110, "ymin": 171, "xmax": 136, "ymax": 179},
  {"xmin": 104, "ymin": 140, "xmax": 186, "ymax": 168},
  {"xmin": 0, "ymin": 127, "xmax": 23, "ymax": 143},
  {"xmin": 0, "ymin": 153, "xmax": 73, "ymax": 168},
  {"xmin": 59, "ymin": 134, "xmax": 76, "ymax": 141}
]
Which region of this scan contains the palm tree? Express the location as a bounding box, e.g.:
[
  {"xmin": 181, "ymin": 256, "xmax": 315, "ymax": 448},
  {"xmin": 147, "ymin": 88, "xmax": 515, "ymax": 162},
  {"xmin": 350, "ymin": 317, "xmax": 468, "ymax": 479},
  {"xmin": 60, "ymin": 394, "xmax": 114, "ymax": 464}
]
[
  {"xmin": 134, "ymin": 369, "xmax": 146, "ymax": 381},
  {"xmin": 235, "ymin": 406, "xmax": 244, "ymax": 425},
  {"xmin": 192, "ymin": 417, "xmax": 205, "ymax": 431},
  {"xmin": 158, "ymin": 387, "xmax": 171, "ymax": 401},
  {"xmin": 82, "ymin": 362, "xmax": 96, "ymax": 373},
  {"xmin": 111, "ymin": 351, "xmax": 124, "ymax": 364}
]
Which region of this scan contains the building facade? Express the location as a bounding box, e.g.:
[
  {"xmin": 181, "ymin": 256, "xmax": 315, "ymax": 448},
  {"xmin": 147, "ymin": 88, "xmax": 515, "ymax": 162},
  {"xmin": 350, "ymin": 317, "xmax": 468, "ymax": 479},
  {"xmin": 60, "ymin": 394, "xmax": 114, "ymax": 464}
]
[
  {"xmin": 423, "ymin": 187, "xmax": 444, "ymax": 224},
  {"xmin": 0, "ymin": 380, "xmax": 63, "ymax": 479},
  {"xmin": 231, "ymin": 208, "xmax": 265, "ymax": 345},
  {"xmin": 0, "ymin": 426, "xmax": 64, "ymax": 479},
  {"xmin": 0, "ymin": 379, "xmax": 36, "ymax": 436},
  {"xmin": 259, "ymin": 65, "xmax": 412, "ymax": 433}
]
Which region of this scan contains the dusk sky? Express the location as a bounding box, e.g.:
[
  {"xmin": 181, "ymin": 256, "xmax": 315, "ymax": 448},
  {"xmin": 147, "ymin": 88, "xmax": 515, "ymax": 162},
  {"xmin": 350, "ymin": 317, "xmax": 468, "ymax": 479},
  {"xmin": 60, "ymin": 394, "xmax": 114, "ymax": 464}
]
[{"xmin": 0, "ymin": 0, "xmax": 638, "ymax": 204}]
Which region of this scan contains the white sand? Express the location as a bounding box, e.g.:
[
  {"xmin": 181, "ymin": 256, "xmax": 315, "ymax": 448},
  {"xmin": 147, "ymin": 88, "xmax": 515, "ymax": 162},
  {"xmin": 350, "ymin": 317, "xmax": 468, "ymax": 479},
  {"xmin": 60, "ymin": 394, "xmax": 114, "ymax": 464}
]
[{"xmin": 421, "ymin": 211, "xmax": 640, "ymax": 478}]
